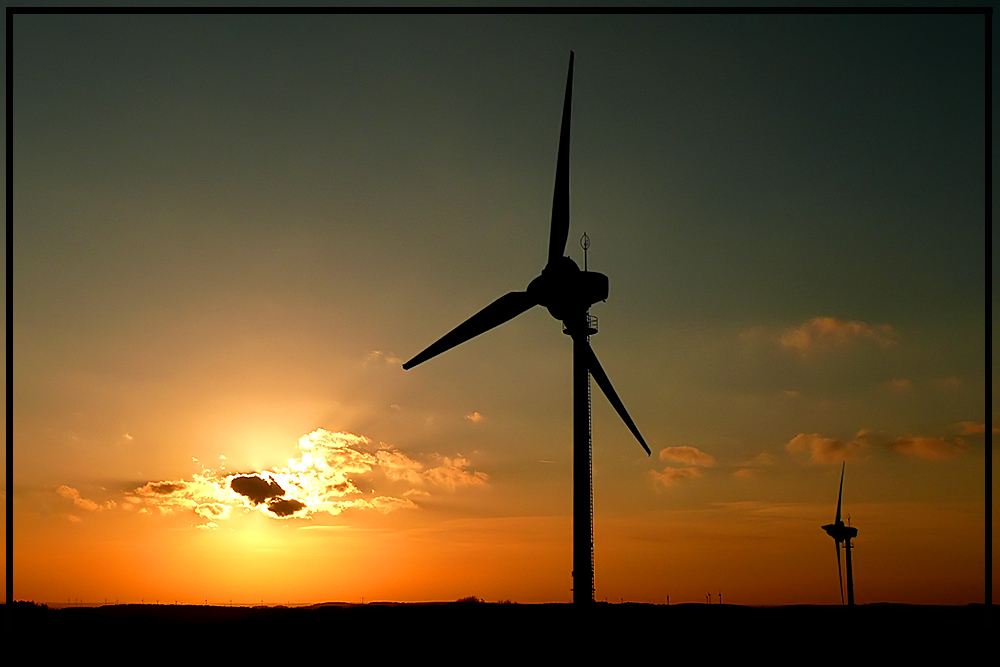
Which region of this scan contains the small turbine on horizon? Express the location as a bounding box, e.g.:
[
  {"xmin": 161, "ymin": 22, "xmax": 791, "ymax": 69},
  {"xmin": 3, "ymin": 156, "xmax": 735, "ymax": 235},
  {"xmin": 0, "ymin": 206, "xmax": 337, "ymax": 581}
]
[
  {"xmin": 402, "ymin": 52, "xmax": 651, "ymax": 605},
  {"xmin": 822, "ymin": 462, "xmax": 859, "ymax": 606}
]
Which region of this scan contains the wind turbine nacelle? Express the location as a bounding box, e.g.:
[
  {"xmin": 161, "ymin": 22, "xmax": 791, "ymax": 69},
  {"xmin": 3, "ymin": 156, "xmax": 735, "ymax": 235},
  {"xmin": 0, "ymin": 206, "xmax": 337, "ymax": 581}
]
[
  {"xmin": 528, "ymin": 258, "xmax": 609, "ymax": 322},
  {"xmin": 578, "ymin": 270, "xmax": 610, "ymax": 306},
  {"xmin": 822, "ymin": 522, "xmax": 858, "ymax": 542}
]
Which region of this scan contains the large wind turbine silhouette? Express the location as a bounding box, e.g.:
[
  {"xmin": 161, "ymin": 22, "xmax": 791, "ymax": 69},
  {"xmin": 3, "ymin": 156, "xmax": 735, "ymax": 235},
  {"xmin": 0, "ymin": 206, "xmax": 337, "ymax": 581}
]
[
  {"xmin": 402, "ymin": 52, "xmax": 651, "ymax": 605},
  {"xmin": 822, "ymin": 462, "xmax": 859, "ymax": 606}
]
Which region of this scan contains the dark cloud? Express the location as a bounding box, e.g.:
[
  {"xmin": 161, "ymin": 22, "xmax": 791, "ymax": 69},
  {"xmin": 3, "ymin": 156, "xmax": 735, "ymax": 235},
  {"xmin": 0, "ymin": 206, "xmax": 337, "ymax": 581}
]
[
  {"xmin": 231, "ymin": 474, "xmax": 285, "ymax": 505},
  {"xmin": 267, "ymin": 498, "xmax": 307, "ymax": 517}
]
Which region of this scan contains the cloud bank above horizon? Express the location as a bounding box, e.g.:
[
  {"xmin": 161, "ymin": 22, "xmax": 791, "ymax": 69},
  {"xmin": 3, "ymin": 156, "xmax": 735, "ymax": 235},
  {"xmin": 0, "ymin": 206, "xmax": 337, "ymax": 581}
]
[{"xmin": 59, "ymin": 430, "xmax": 490, "ymax": 529}]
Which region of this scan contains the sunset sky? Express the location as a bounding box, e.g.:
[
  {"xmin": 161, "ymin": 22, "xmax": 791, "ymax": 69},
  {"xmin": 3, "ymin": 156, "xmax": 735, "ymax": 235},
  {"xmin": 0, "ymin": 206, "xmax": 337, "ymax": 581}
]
[{"xmin": 11, "ymin": 14, "xmax": 990, "ymax": 606}]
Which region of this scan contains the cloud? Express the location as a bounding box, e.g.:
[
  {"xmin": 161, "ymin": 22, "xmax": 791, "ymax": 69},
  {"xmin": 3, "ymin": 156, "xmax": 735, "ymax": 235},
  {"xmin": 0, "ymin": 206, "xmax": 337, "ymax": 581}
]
[
  {"xmin": 956, "ymin": 421, "xmax": 996, "ymax": 436},
  {"xmin": 889, "ymin": 436, "xmax": 967, "ymax": 460},
  {"xmin": 734, "ymin": 451, "xmax": 776, "ymax": 478},
  {"xmin": 55, "ymin": 485, "xmax": 100, "ymax": 511},
  {"xmin": 465, "ymin": 412, "xmax": 484, "ymax": 423},
  {"xmin": 113, "ymin": 429, "xmax": 487, "ymax": 527},
  {"xmin": 786, "ymin": 428, "xmax": 971, "ymax": 463},
  {"xmin": 658, "ymin": 446, "xmax": 715, "ymax": 467},
  {"xmin": 376, "ymin": 449, "xmax": 425, "ymax": 485},
  {"xmin": 423, "ymin": 456, "xmax": 490, "ymax": 489},
  {"xmin": 956, "ymin": 421, "xmax": 985, "ymax": 435},
  {"xmin": 366, "ymin": 350, "xmax": 403, "ymax": 365},
  {"xmin": 266, "ymin": 498, "xmax": 307, "ymax": 517},
  {"xmin": 779, "ymin": 317, "xmax": 895, "ymax": 354},
  {"xmin": 231, "ymin": 474, "xmax": 286, "ymax": 505},
  {"xmin": 786, "ymin": 432, "xmax": 867, "ymax": 464},
  {"xmin": 651, "ymin": 467, "xmax": 702, "ymax": 486},
  {"xmin": 352, "ymin": 496, "xmax": 418, "ymax": 513},
  {"xmin": 746, "ymin": 452, "xmax": 776, "ymax": 466},
  {"xmin": 195, "ymin": 503, "xmax": 230, "ymax": 521},
  {"xmin": 376, "ymin": 449, "xmax": 488, "ymax": 489},
  {"xmin": 137, "ymin": 481, "xmax": 187, "ymax": 495}
]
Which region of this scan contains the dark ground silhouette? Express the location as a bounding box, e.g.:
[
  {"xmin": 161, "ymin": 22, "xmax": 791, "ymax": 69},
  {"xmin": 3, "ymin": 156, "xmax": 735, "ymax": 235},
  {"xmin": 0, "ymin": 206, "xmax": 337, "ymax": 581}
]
[{"xmin": 8, "ymin": 600, "xmax": 987, "ymax": 658}]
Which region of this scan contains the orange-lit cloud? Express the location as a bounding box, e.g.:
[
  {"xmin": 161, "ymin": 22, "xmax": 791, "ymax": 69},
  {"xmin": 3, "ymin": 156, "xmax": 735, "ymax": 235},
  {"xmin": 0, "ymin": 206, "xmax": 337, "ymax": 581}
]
[
  {"xmin": 746, "ymin": 452, "xmax": 776, "ymax": 466},
  {"xmin": 785, "ymin": 431, "xmax": 868, "ymax": 464},
  {"xmin": 659, "ymin": 446, "xmax": 715, "ymax": 467},
  {"xmin": 889, "ymin": 436, "xmax": 967, "ymax": 460},
  {"xmin": 422, "ymin": 456, "xmax": 489, "ymax": 489},
  {"xmin": 366, "ymin": 350, "xmax": 404, "ymax": 365},
  {"xmin": 101, "ymin": 429, "xmax": 487, "ymax": 527},
  {"xmin": 735, "ymin": 451, "xmax": 776, "ymax": 478},
  {"xmin": 376, "ymin": 449, "xmax": 426, "ymax": 485},
  {"xmin": 466, "ymin": 412, "xmax": 484, "ymax": 423},
  {"xmin": 55, "ymin": 485, "xmax": 101, "ymax": 511},
  {"xmin": 957, "ymin": 421, "xmax": 988, "ymax": 436},
  {"xmin": 375, "ymin": 449, "xmax": 488, "ymax": 489},
  {"xmin": 779, "ymin": 316, "xmax": 895, "ymax": 354},
  {"xmin": 194, "ymin": 503, "xmax": 230, "ymax": 521},
  {"xmin": 651, "ymin": 467, "xmax": 702, "ymax": 486}
]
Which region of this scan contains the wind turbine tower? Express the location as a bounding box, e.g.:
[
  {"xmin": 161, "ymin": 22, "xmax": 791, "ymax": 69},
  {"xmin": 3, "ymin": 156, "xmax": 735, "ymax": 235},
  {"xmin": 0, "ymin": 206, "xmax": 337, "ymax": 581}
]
[
  {"xmin": 402, "ymin": 52, "xmax": 651, "ymax": 605},
  {"xmin": 822, "ymin": 462, "xmax": 859, "ymax": 606}
]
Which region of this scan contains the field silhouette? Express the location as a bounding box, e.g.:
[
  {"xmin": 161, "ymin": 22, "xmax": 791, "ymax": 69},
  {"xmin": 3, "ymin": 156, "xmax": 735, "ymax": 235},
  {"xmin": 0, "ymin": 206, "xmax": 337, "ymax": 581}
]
[{"xmin": 9, "ymin": 600, "xmax": 985, "ymax": 658}]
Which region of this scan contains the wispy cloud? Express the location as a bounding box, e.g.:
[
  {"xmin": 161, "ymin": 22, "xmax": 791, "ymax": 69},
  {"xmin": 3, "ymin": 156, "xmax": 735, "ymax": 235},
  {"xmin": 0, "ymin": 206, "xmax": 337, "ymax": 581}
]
[
  {"xmin": 422, "ymin": 456, "xmax": 489, "ymax": 489},
  {"xmin": 889, "ymin": 436, "xmax": 967, "ymax": 460},
  {"xmin": 366, "ymin": 350, "xmax": 403, "ymax": 365},
  {"xmin": 779, "ymin": 316, "xmax": 895, "ymax": 354},
  {"xmin": 651, "ymin": 467, "xmax": 702, "ymax": 486},
  {"xmin": 786, "ymin": 427, "xmax": 973, "ymax": 463},
  {"xmin": 957, "ymin": 421, "xmax": 985, "ymax": 435},
  {"xmin": 465, "ymin": 411, "xmax": 484, "ymax": 423},
  {"xmin": 56, "ymin": 485, "xmax": 101, "ymax": 511},
  {"xmin": 957, "ymin": 421, "xmax": 995, "ymax": 436},
  {"xmin": 734, "ymin": 451, "xmax": 776, "ymax": 478},
  {"xmin": 652, "ymin": 445, "xmax": 714, "ymax": 486},
  {"xmin": 786, "ymin": 431, "xmax": 869, "ymax": 464},
  {"xmin": 659, "ymin": 446, "xmax": 715, "ymax": 467}
]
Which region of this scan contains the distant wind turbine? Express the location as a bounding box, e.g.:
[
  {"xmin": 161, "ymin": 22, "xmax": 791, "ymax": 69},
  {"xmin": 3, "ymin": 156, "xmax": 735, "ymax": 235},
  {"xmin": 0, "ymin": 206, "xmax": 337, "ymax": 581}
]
[
  {"xmin": 403, "ymin": 52, "xmax": 651, "ymax": 605},
  {"xmin": 822, "ymin": 462, "xmax": 859, "ymax": 606}
]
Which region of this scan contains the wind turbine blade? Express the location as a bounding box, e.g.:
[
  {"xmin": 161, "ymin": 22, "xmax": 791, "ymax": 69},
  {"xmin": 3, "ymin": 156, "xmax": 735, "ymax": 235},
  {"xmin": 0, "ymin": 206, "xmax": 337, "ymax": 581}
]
[
  {"xmin": 836, "ymin": 462, "xmax": 845, "ymax": 524},
  {"xmin": 548, "ymin": 51, "xmax": 574, "ymax": 267},
  {"xmin": 583, "ymin": 344, "xmax": 651, "ymax": 455},
  {"xmin": 836, "ymin": 541, "xmax": 845, "ymax": 605},
  {"xmin": 403, "ymin": 291, "xmax": 537, "ymax": 370}
]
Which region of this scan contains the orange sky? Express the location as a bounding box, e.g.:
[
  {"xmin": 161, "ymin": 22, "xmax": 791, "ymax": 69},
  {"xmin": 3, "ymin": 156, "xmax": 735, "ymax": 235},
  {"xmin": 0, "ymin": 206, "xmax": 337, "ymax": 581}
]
[{"xmin": 10, "ymin": 14, "xmax": 990, "ymax": 606}]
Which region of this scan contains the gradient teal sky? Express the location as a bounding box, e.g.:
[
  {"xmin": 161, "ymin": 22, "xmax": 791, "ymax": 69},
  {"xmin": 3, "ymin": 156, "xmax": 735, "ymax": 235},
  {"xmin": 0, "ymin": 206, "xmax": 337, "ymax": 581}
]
[{"xmin": 11, "ymin": 14, "xmax": 989, "ymax": 605}]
